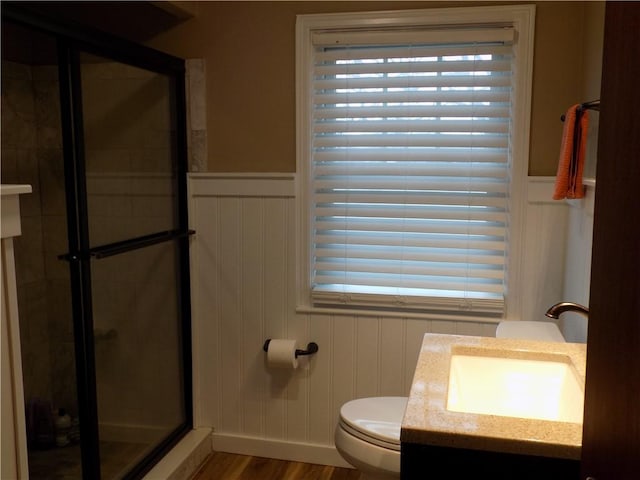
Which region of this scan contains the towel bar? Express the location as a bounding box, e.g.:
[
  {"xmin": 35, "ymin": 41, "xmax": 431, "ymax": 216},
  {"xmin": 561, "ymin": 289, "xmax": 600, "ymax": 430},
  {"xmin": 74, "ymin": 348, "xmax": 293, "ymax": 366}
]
[{"xmin": 561, "ymin": 99, "xmax": 600, "ymax": 122}]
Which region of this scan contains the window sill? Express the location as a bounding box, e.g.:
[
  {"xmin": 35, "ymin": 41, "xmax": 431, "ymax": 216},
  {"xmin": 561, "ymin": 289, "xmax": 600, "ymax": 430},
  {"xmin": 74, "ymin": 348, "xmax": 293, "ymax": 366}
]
[{"xmin": 295, "ymin": 304, "xmax": 502, "ymax": 324}]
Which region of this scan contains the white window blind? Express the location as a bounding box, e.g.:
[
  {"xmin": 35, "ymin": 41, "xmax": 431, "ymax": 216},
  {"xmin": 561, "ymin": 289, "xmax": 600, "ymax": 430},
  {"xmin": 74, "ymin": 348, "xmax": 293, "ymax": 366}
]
[{"xmin": 309, "ymin": 27, "xmax": 515, "ymax": 315}]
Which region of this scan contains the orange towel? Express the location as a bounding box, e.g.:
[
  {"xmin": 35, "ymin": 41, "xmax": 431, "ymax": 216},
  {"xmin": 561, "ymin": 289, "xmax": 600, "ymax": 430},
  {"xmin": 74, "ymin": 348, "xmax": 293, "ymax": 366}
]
[{"xmin": 553, "ymin": 104, "xmax": 589, "ymax": 200}]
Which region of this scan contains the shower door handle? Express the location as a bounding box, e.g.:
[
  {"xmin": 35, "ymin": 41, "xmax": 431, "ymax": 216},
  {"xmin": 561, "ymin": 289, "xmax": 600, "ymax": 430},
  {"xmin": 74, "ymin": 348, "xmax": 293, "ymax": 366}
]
[
  {"xmin": 58, "ymin": 229, "xmax": 195, "ymax": 261},
  {"xmin": 89, "ymin": 229, "xmax": 196, "ymax": 259}
]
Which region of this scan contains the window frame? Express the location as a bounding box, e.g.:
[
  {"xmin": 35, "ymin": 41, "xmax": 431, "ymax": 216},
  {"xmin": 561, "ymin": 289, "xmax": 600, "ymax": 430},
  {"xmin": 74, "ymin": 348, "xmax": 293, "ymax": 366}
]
[{"xmin": 295, "ymin": 5, "xmax": 536, "ymax": 321}]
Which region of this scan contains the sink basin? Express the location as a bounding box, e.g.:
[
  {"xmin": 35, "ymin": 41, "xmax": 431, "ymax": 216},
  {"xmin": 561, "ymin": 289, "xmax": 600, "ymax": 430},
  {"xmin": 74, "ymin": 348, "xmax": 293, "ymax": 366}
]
[{"xmin": 446, "ymin": 348, "xmax": 584, "ymax": 423}]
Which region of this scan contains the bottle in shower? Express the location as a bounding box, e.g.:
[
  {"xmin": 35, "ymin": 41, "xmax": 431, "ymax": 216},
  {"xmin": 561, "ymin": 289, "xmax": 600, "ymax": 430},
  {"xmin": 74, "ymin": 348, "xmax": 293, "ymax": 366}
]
[{"xmin": 54, "ymin": 408, "xmax": 71, "ymax": 447}]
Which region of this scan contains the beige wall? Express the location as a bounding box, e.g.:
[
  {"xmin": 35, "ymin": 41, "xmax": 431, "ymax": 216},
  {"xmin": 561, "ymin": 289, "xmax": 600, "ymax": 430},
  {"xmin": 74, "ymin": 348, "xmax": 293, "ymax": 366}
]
[
  {"xmin": 581, "ymin": 1, "xmax": 605, "ymax": 179},
  {"xmin": 147, "ymin": 1, "xmax": 603, "ymax": 175}
]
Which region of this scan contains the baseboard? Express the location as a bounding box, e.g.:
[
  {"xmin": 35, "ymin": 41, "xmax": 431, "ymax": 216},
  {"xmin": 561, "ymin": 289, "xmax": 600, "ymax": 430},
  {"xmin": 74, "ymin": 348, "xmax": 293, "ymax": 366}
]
[{"xmin": 211, "ymin": 432, "xmax": 353, "ymax": 469}]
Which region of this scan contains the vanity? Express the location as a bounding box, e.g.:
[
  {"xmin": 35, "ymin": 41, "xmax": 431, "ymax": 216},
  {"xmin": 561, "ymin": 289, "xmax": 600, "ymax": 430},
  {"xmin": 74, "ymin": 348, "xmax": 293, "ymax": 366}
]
[
  {"xmin": 401, "ymin": 333, "xmax": 585, "ymax": 479},
  {"xmin": 1, "ymin": 184, "xmax": 32, "ymax": 478}
]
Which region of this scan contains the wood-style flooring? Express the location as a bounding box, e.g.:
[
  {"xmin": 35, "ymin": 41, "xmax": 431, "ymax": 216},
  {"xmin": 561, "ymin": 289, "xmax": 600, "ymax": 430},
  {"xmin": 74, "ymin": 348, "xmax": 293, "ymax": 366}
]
[{"xmin": 191, "ymin": 451, "xmax": 363, "ymax": 480}]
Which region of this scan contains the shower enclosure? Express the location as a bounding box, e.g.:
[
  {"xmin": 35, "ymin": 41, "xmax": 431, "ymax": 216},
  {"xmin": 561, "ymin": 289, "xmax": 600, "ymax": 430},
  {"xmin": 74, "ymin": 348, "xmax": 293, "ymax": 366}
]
[{"xmin": 1, "ymin": 5, "xmax": 192, "ymax": 479}]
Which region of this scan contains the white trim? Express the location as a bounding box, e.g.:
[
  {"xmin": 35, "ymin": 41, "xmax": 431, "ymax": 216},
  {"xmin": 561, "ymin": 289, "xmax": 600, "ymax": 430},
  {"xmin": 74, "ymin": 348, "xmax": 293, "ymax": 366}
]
[
  {"xmin": 188, "ymin": 174, "xmax": 580, "ymax": 203},
  {"xmin": 211, "ymin": 432, "xmax": 352, "ymax": 469},
  {"xmin": 188, "ymin": 175, "xmax": 561, "ymax": 203},
  {"xmin": 188, "ymin": 173, "xmax": 295, "ymax": 198},
  {"xmin": 296, "ymin": 4, "xmax": 537, "ymax": 320},
  {"xmin": 296, "ymin": 305, "xmax": 501, "ymax": 325},
  {"xmin": 1, "ymin": 185, "xmax": 32, "ymax": 478},
  {"xmin": 502, "ymin": 4, "xmax": 536, "ymax": 323},
  {"xmin": 296, "ymin": 14, "xmax": 314, "ymax": 315},
  {"xmin": 0, "ymin": 184, "xmax": 32, "ymax": 196},
  {"xmin": 1, "ymin": 185, "xmax": 32, "ymax": 239},
  {"xmin": 528, "ymin": 176, "xmax": 596, "ymax": 215},
  {"xmin": 527, "ymin": 176, "xmax": 557, "ymax": 203},
  {"xmin": 296, "ymin": 5, "xmax": 536, "ymax": 31},
  {"xmin": 1, "ymin": 239, "xmax": 30, "ymax": 479},
  {"xmin": 312, "ymin": 26, "xmax": 514, "ymax": 47}
]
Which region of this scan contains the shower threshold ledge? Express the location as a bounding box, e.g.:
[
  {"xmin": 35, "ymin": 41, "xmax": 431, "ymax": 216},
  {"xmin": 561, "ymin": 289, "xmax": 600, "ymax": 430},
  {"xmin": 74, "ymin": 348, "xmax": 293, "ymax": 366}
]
[{"xmin": 142, "ymin": 428, "xmax": 212, "ymax": 480}]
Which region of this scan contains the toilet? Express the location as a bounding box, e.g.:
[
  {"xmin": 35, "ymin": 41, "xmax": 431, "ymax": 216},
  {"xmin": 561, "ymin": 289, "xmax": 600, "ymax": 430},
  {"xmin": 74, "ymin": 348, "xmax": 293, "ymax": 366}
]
[
  {"xmin": 334, "ymin": 396, "xmax": 407, "ymax": 479},
  {"xmin": 334, "ymin": 321, "xmax": 565, "ymax": 478}
]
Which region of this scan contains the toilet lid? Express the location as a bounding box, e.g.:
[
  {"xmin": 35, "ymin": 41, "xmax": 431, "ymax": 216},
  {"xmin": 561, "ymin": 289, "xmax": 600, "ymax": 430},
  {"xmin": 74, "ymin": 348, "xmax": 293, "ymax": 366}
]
[{"xmin": 339, "ymin": 397, "xmax": 408, "ymax": 450}]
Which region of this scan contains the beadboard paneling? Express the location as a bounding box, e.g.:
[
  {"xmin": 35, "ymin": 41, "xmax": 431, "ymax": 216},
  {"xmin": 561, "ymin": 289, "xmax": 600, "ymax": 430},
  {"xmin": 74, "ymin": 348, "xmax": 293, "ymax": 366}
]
[
  {"xmin": 561, "ymin": 187, "xmax": 595, "ymax": 343},
  {"xmin": 521, "ymin": 180, "xmax": 570, "ymax": 325},
  {"xmin": 188, "ymin": 173, "xmax": 571, "ymax": 466}
]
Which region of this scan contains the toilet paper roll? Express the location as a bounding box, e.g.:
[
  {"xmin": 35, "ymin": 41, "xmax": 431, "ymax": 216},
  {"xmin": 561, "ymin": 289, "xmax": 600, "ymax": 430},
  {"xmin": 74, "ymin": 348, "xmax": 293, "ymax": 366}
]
[{"xmin": 266, "ymin": 339, "xmax": 299, "ymax": 369}]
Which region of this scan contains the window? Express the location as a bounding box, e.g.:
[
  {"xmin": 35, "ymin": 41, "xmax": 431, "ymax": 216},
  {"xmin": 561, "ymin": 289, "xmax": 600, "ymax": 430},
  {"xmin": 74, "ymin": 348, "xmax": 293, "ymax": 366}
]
[{"xmin": 296, "ymin": 6, "xmax": 535, "ymax": 318}]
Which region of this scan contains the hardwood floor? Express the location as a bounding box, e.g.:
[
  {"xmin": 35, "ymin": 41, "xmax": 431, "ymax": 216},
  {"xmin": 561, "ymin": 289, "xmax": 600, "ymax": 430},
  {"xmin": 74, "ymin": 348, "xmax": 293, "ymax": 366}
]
[{"xmin": 191, "ymin": 451, "xmax": 362, "ymax": 480}]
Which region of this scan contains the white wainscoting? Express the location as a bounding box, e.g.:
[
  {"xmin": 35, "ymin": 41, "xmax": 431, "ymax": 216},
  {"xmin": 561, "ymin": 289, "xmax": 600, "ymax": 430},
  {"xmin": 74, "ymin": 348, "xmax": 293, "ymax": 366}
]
[
  {"xmin": 523, "ymin": 177, "xmax": 594, "ymax": 343},
  {"xmin": 188, "ymin": 173, "xmax": 571, "ymax": 466},
  {"xmin": 560, "ymin": 181, "xmax": 595, "ymax": 343},
  {"xmin": 520, "ymin": 177, "xmax": 570, "ymax": 325}
]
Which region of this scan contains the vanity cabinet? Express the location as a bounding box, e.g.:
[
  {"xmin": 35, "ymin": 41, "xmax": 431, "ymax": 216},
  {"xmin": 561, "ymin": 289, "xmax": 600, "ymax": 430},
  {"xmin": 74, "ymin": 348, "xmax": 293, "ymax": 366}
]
[
  {"xmin": 401, "ymin": 442, "xmax": 579, "ymax": 480},
  {"xmin": 401, "ymin": 334, "xmax": 586, "ymax": 480}
]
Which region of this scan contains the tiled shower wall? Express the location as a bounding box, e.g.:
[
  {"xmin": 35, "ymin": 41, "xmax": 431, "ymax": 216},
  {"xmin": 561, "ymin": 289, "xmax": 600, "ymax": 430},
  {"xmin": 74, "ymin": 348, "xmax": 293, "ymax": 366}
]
[{"xmin": 1, "ymin": 60, "xmax": 77, "ymax": 416}]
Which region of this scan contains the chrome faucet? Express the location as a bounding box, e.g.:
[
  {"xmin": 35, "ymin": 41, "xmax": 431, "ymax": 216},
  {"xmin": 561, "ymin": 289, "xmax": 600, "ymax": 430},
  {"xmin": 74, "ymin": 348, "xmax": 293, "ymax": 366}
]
[{"xmin": 545, "ymin": 302, "xmax": 589, "ymax": 319}]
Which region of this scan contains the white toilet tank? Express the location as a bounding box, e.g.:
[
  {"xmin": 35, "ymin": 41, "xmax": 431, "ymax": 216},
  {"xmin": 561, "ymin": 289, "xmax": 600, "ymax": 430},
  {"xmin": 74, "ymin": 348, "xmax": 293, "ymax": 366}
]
[{"xmin": 496, "ymin": 321, "xmax": 565, "ymax": 342}]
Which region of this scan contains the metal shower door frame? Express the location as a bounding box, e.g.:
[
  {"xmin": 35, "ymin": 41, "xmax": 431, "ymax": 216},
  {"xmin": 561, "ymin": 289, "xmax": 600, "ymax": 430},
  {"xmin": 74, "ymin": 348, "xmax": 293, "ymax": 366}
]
[{"xmin": 1, "ymin": 5, "xmax": 194, "ymax": 479}]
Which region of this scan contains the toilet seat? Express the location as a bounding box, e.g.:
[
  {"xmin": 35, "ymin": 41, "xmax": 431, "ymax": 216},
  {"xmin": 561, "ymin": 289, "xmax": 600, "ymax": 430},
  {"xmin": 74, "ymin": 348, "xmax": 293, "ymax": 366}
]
[
  {"xmin": 335, "ymin": 423, "xmax": 400, "ymax": 478},
  {"xmin": 339, "ymin": 418, "xmax": 401, "ymax": 451},
  {"xmin": 335, "ymin": 397, "xmax": 407, "ymax": 478},
  {"xmin": 338, "ymin": 397, "xmax": 407, "ymax": 451}
]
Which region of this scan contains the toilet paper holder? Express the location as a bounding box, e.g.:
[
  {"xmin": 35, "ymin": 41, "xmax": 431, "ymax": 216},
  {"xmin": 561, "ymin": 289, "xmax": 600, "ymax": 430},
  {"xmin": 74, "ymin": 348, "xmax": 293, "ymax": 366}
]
[{"xmin": 263, "ymin": 339, "xmax": 319, "ymax": 358}]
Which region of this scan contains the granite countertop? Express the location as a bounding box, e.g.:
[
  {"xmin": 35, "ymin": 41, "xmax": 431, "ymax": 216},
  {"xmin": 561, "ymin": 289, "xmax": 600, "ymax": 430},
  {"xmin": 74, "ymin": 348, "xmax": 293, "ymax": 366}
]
[{"xmin": 401, "ymin": 333, "xmax": 586, "ymax": 460}]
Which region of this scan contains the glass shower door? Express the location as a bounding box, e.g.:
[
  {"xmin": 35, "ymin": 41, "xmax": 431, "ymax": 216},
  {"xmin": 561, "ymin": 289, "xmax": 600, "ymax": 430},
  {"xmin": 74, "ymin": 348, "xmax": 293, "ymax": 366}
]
[
  {"xmin": 2, "ymin": 3, "xmax": 192, "ymax": 476},
  {"xmin": 70, "ymin": 51, "xmax": 191, "ymax": 479},
  {"xmin": 1, "ymin": 18, "xmax": 83, "ymax": 480}
]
